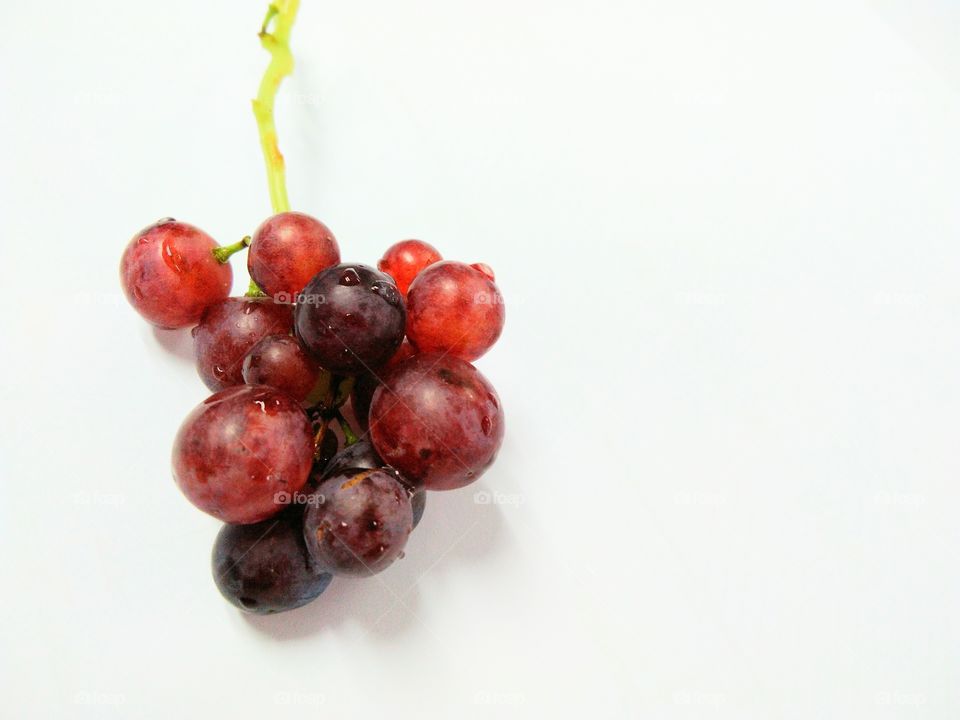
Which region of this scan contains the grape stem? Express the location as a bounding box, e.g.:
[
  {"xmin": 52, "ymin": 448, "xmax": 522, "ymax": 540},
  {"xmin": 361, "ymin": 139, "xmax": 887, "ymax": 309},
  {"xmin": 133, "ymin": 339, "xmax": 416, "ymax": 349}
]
[
  {"xmin": 335, "ymin": 410, "xmax": 360, "ymax": 446},
  {"xmin": 212, "ymin": 236, "xmax": 251, "ymax": 263},
  {"xmin": 252, "ymin": 0, "xmax": 299, "ymax": 216}
]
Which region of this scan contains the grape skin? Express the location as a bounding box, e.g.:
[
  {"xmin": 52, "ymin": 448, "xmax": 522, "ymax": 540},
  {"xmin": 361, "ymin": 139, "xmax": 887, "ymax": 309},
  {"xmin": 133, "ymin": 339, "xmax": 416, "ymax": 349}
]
[
  {"xmin": 294, "ymin": 264, "xmax": 406, "ymax": 374},
  {"xmin": 242, "ymin": 334, "xmax": 321, "ymax": 404},
  {"xmin": 406, "ymin": 261, "xmax": 505, "ymax": 361},
  {"xmin": 193, "ymin": 297, "xmax": 293, "ymax": 391},
  {"xmin": 303, "ymin": 468, "xmax": 413, "ymax": 576},
  {"xmin": 369, "ymin": 354, "xmax": 504, "ymax": 490},
  {"xmin": 120, "ymin": 218, "xmax": 232, "ymax": 329},
  {"xmin": 377, "ymin": 239, "xmax": 442, "ymax": 297},
  {"xmin": 322, "ymin": 439, "xmax": 426, "ymax": 528},
  {"xmin": 248, "ymin": 211, "xmax": 340, "ymax": 299},
  {"xmin": 212, "ymin": 509, "xmax": 333, "ymax": 614},
  {"xmin": 172, "ymin": 384, "xmax": 314, "ymax": 524}
]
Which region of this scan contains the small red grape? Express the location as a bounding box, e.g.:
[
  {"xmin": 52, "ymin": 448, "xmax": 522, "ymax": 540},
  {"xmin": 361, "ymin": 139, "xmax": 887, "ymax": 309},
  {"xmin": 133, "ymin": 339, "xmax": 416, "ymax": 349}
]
[
  {"xmin": 119, "ymin": 218, "xmax": 232, "ymax": 328},
  {"xmin": 377, "ymin": 239, "xmax": 442, "ymax": 297},
  {"xmin": 248, "ymin": 211, "xmax": 340, "ymax": 299},
  {"xmin": 242, "ymin": 334, "xmax": 321, "ymax": 404},
  {"xmin": 193, "ymin": 297, "xmax": 293, "ymax": 391},
  {"xmin": 172, "ymin": 385, "xmax": 315, "ymax": 524},
  {"xmin": 406, "ymin": 261, "xmax": 504, "ymax": 361},
  {"xmin": 369, "ymin": 354, "xmax": 504, "ymax": 490}
]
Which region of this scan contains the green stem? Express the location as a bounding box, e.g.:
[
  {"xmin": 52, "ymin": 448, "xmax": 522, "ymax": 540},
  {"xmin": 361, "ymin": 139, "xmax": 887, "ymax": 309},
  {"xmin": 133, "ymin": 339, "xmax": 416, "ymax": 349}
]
[
  {"xmin": 252, "ymin": 0, "xmax": 300, "ymax": 214},
  {"xmin": 245, "ymin": 278, "xmax": 266, "ymax": 297},
  {"xmin": 335, "ymin": 410, "xmax": 360, "ymax": 446},
  {"xmin": 212, "ymin": 236, "xmax": 251, "ymax": 263}
]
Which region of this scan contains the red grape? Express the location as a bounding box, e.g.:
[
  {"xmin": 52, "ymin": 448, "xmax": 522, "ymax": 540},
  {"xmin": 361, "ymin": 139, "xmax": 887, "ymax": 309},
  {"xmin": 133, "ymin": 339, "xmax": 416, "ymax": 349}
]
[
  {"xmin": 377, "ymin": 239, "xmax": 442, "ymax": 297},
  {"xmin": 369, "ymin": 354, "xmax": 504, "ymax": 490},
  {"xmin": 294, "ymin": 264, "xmax": 405, "ymax": 374},
  {"xmin": 172, "ymin": 384, "xmax": 314, "ymax": 524},
  {"xmin": 406, "ymin": 261, "xmax": 504, "ymax": 361},
  {"xmin": 193, "ymin": 297, "xmax": 293, "ymax": 391},
  {"xmin": 247, "ymin": 211, "xmax": 340, "ymax": 299},
  {"xmin": 212, "ymin": 509, "xmax": 333, "ymax": 614},
  {"xmin": 119, "ymin": 218, "xmax": 232, "ymax": 328},
  {"xmin": 303, "ymin": 468, "xmax": 412, "ymax": 576},
  {"xmin": 242, "ymin": 334, "xmax": 321, "ymax": 404}
]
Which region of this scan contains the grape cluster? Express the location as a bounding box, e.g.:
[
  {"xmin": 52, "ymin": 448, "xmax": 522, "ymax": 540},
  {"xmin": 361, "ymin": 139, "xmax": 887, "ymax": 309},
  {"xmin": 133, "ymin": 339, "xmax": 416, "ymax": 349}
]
[{"xmin": 120, "ymin": 216, "xmax": 505, "ymax": 614}]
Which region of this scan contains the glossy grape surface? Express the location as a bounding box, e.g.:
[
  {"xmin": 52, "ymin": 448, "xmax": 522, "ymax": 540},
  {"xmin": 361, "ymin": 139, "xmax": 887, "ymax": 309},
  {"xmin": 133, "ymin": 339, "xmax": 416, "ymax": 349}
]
[
  {"xmin": 377, "ymin": 239, "xmax": 442, "ymax": 297},
  {"xmin": 212, "ymin": 509, "xmax": 332, "ymax": 614},
  {"xmin": 242, "ymin": 334, "xmax": 321, "ymax": 404},
  {"xmin": 369, "ymin": 354, "xmax": 504, "ymax": 490},
  {"xmin": 248, "ymin": 211, "xmax": 340, "ymax": 299},
  {"xmin": 120, "ymin": 218, "xmax": 232, "ymax": 328},
  {"xmin": 303, "ymin": 468, "xmax": 413, "ymax": 576},
  {"xmin": 193, "ymin": 297, "xmax": 293, "ymax": 391},
  {"xmin": 406, "ymin": 261, "xmax": 504, "ymax": 361},
  {"xmin": 322, "ymin": 439, "xmax": 426, "ymax": 527},
  {"xmin": 294, "ymin": 264, "xmax": 405, "ymax": 374},
  {"xmin": 172, "ymin": 385, "xmax": 314, "ymax": 523}
]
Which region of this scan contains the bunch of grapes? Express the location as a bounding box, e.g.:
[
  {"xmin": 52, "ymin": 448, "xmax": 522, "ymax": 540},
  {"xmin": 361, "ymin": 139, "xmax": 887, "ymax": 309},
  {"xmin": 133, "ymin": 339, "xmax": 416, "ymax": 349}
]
[{"xmin": 120, "ymin": 216, "xmax": 505, "ymax": 614}]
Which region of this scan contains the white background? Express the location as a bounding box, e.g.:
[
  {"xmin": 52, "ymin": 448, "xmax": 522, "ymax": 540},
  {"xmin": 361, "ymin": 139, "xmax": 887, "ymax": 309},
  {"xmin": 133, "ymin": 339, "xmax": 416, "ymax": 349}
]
[{"xmin": 2, "ymin": 0, "xmax": 958, "ymax": 717}]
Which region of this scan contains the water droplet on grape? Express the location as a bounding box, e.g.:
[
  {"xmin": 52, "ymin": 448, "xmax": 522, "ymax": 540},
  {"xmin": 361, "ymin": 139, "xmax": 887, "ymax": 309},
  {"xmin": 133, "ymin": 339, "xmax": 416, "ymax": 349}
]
[
  {"xmin": 481, "ymin": 416, "xmax": 492, "ymax": 435},
  {"xmin": 339, "ymin": 268, "xmax": 361, "ymax": 286}
]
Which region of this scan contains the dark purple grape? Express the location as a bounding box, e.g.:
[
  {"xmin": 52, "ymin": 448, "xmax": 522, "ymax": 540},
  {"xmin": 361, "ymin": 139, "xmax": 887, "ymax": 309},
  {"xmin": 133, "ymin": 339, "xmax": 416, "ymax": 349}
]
[
  {"xmin": 315, "ymin": 428, "xmax": 339, "ymax": 468},
  {"xmin": 212, "ymin": 510, "xmax": 332, "ymax": 614},
  {"xmin": 350, "ymin": 373, "xmax": 378, "ymax": 432},
  {"xmin": 369, "ymin": 354, "xmax": 503, "ymax": 490},
  {"xmin": 322, "ymin": 439, "xmax": 426, "ymax": 528},
  {"xmin": 303, "ymin": 468, "xmax": 412, "ymax": 576},
  {"xmin": 193, "ymin": 297, "xmax": 293, "ymax": 391},
  {"xmin": 294, "ymin": 264, "xmax": 405, "ymax": 374}
]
